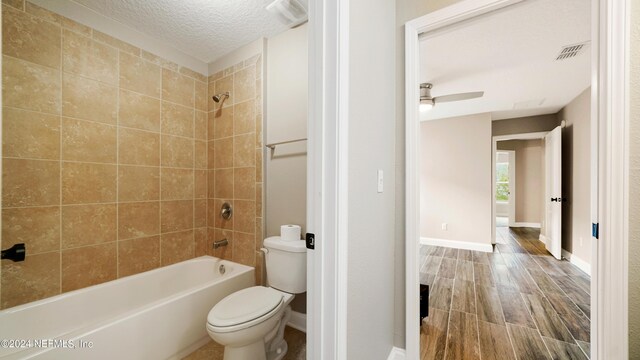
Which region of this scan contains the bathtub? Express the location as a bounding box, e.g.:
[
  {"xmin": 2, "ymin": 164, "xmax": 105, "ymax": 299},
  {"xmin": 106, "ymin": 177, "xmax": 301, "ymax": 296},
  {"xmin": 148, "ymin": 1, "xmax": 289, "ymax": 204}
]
[{"xmin": 0, "ymin": 256, "xmax": 254, "ymax": 360}]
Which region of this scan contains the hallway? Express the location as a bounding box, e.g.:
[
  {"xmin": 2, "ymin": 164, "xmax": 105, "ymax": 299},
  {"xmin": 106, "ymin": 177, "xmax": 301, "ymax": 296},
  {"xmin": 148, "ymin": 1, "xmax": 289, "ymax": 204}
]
[{"xmin": 420, "ymin": 227, "xmax": 591, "ymax": 359}]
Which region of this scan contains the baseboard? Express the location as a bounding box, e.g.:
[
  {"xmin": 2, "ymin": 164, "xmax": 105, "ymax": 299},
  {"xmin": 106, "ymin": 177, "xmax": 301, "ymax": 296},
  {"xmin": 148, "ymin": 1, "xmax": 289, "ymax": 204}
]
[
  {"xmin": 287, "ymin": 310, "xmax": 306, "ymax": 333},
  {"xmin": 420, "ymin": 237, "xmax": 493, "ymax": 253},
  {"xmin": 539, "ymin": 234, "xmax": 547, "ymax": 244},
  {"xmin": 561, "ymin": 250, "xmax": 591, "ymax": 275},
  {"xmin": 386, "ymin": 347, "xmax": 406, "ymax": 360},
  {"xmin": 510, "ymin": 222, "xmax": 541, "ymax": 228}
]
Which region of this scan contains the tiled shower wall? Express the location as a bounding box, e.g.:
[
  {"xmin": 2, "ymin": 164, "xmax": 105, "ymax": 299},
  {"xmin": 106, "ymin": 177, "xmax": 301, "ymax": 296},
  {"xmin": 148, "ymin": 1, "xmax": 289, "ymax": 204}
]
[
  {"xmin": 0, "ymin": 1, "xmax": 213, "ymax": 308},
  {"xmin": 207, "ymin": 56, "xmax": 264, "ymax": 286}
]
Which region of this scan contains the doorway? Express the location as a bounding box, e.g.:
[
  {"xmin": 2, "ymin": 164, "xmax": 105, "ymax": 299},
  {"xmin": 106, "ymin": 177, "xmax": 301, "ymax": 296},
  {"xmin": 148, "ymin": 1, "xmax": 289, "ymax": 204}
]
[{"xmin": 405, "ymin": 0, "xmax": 631, "ymax": 359}]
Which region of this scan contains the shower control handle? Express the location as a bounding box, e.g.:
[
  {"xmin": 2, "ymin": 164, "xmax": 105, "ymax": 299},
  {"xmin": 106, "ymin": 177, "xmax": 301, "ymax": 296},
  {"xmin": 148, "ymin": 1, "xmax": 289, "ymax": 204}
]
[
  {"xmin": 1, "ymin": 243, "xmax": 26, "ymax": 262},
  {"xmin": 220, "ymin": 202, "xmax": 232, "ymax": 220}
]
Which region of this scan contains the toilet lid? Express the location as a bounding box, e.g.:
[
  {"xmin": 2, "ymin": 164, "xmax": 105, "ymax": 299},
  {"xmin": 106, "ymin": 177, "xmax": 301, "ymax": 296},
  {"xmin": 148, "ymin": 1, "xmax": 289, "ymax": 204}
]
[{"xmin": 207, "ymin": 286, "xmax": 283, "ymax": 327}]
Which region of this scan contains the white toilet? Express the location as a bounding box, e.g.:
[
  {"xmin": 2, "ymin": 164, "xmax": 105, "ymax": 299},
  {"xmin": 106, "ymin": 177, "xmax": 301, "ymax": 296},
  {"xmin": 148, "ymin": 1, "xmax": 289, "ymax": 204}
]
[{"xmin": 206, "ymin": 236, "xmax": 307, "ymax": 360}]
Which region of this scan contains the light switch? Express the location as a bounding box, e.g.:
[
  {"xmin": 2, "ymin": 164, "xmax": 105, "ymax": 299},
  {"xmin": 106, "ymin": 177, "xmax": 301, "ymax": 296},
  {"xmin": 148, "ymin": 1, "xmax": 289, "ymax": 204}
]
[{"xmin": 377, "ymin": 170, "xmax": 384, "ymax": 193}]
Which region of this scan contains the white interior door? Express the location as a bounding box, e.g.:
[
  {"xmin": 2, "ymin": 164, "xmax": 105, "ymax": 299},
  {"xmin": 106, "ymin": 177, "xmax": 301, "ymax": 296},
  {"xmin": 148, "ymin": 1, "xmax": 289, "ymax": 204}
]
[
  {"xmin": 544, "ymin": 126, "xmax": 562, "ymax": 259},
  {"xmin": 507, "ymin": 151, "xmax": 516, "ymax": 226}
]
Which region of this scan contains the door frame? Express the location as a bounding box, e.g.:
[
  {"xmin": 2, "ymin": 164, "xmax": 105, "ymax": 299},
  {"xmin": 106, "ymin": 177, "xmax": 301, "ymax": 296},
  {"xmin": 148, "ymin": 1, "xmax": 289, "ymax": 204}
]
[
  {"xmin": 493, "ymin": 149, "xmax": 516, "ymax": 228},
  {"xmin": 492, "ymin": 131, "xmax": 547, "ymax": 242},
  {"xmin": 307, "ymin": 0, "xmax": 350, "ymax": 358},
  {"xmin": 404, "ymin": 0, "xmax": 630, "ymax": 359}
]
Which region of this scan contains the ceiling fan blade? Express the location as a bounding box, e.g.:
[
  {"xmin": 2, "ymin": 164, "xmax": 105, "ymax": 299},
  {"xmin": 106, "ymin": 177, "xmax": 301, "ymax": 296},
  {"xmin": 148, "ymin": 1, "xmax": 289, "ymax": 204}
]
[{"xmin": 434, "ymin": 91, "xmax": 484, "ymax": 103}]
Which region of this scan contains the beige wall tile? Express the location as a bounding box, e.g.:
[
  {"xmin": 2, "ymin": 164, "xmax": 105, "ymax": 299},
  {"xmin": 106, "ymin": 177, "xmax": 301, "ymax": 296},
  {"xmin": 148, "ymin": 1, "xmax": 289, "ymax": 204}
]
[
  {"xmin": 62, "ymin": 29, "xmax": 117, "ymax": 85},
  {"xmin": 256, "ymin": 149, "xmax": 263, "ymax": 182},
  {"xmin": 255, "ymin": 250, "xmax": 264, "ymax": 286},
  {"xmin": 234, "ymin": 167, "xmax": 256, "ymax": 200},
  {"xmin": 62, "ymin": 72, "xmax": 117, "ymax": 124},
  {"xmin": 162, "ymin": 68, "xmax": 194, "ymax": 108},
  {"xmin": 119, "ymin": 51, "xmax": 161, "ymax": 98},
  {"xmin": 2, "ymin": 6, "xmax": 61, "ymax": 68},
  {"xmin": 161, "ymin": 168, "xmax": 194, "ymax": 200},
  {"xmin": 118, "ymin": 90, "xmax": 161, "ymax": 132},
  {"xmin": 62, "ymin": 242, "xmax": 116, "ymax": 292},
  {"xmin": 214, "ymin": 137, "xmax": 233, "ymax": 169},
  {"xmin": 62, "ymin": 162, "xmax": 116, "ymax": 204},
  {"xmin": 234, "ymin": 100, "xmax": 255, "ymax": 135},
  {"xmin": 215, "ymin": 168, "xmax": 233, "ymax": 199},
  {"xmin": 195, "ymin": 199, "xmax": 207, "ymax": 228},
  {"xmin": 118, "ymin": 127, "xmax": 160, "ymax": 166},
  {"xmin": 161, "ymin": 101, "xmax": 194, "ymax": 138},
  {"xmin": 213, "ymin": 75, "xmax": 234, "ymax": 109},
  {"xmin": 234, "ymin": 66, "xmax": 256, "ymax": 103},
  {"xmin": 208, "ymin": 140, "xmax": 215, "ymax": 169},
  {"xmin": 161, "ymin": 200, "xmax": 194, "ymax": 233},
  {"xmin": 141, "ymin": 49, "xmax": 178, "ymax": 71},
  {"xmin": 194, "ymin": 228, "xmax": 208, "ymax": 257},
  {"xmin": 212, "ymin": 199, "xmax": 233, "ymax": 230},
  {"xmin": 195, "ymin": 80, "xmax": 207, "ymax": 112},
  {"xmin": 234, "ymin": 200, "xmax": 256, "ymax": 233},
  {"xmin": 212, "ymin": 106, "xmax": 234, "ymax": 139},
  {"xmin": 62, "ymin": 117, "xmax": 116, "ymax": 163},
  {"xmin": 210, "ymin": 228, "xmax": 233, "ymax": 259},
  {"xmin": 2, "ymin": 0, "xmax": 24, "ymax": 10},
  {"xmin": 118, "ymin": 201, "xmax": 160, "ymax": 240},
  {"xmin": 179, "ymin": 66, "xmax": 207, "ymax": 83},
  {"xmin": 3, "ymin": 55, "xmax": 60, "ymax": 114},
  {"xmin": 195, "ymin": 170, "xmax": 207, "ymax": 199},
  {"xmin": 118, "ymin": 165, "xmax": 160, "ymax": 202},
  {"xmin": 256, "ymin": 112, "xmax": 263, "ymax": 148},
  {"xmin": 207, "ymin": 170, "xmax": 215, "ymax": 199},
  {"xmin": 195, "ymin": 111, "xmax": 207, "ymax": 140},
  {"xmin": 93, "ymin": 30, "xmax": 140, "ymax": 56},
  {"xmin": 2, "ymin": 107, "xmax": 60, "ymax": 160},
  {"xmin": 256, "ymin": 183, "xmax": 263, "ymax": 217},
  {"xmin": 1, "ymin": 252, "xmax": 60, "ymax": 309},
  {"xmin": 2, "ymin": 158, "xmax": 59, "ymax": 207},
  {"xmin": 61, "ymin": 204, "xmax": 117, "ymax": 248},
  {"xmin": 118, "ymin": 236, "xmax": 160, "ymax": 277},
  {"xmin": 61, "ymin": 17, "xmax": 91, "ymax": 37},
  {"xmin": 161, "ymin": 135, "xmax": 193, "ymax": 168},
  {"xmin": 233, "ymin": 231, "xmax": 256, "ymax": 267},
  {"xmin": 195, "ymin": 140, "xmax": 207, "ymax": 169},
  {"xmin": 2, "ymin": 206, "xmax": 60, "ymax": 254},
  {"xmin": 255, "ymin": 218, "xmax": 263, "ymax": 251},
  {"xmin": 233, "ymin": 133, "xmax": 255, "ymax": 167},
  {"xmin": 207, "ymin": 81, "xmax": 216, "ymax": 112},
  {"xmin": 161, "ymin": 230, "xmax": 194, "ymax": 265}
]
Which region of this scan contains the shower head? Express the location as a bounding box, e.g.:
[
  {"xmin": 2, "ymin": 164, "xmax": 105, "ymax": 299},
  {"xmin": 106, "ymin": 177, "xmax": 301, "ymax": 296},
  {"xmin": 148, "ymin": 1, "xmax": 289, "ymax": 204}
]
[{"xmin": 212, "ymin": 92, "xmax": 230, "ymax": 103}]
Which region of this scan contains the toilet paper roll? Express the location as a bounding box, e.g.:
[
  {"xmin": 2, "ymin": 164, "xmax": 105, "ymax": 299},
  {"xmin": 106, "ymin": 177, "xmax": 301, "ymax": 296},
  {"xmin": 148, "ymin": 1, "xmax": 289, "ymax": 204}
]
[{"xmin": 280, "ymin": 224, "xmax": 301, "ymax": 241}]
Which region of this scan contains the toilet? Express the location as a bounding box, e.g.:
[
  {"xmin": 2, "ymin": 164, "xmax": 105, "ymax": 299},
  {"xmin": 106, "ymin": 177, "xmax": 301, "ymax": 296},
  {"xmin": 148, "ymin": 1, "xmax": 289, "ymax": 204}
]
[{"xmin": 206, "ymin": 236, "xmax": 307, "ymax": 360}]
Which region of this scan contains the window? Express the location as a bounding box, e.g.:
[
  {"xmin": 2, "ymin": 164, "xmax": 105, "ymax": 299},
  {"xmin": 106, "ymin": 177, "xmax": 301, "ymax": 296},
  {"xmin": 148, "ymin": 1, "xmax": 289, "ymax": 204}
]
[{"xmin": 496, "ymin": 157, "xmax": 510, "ymax": 202}]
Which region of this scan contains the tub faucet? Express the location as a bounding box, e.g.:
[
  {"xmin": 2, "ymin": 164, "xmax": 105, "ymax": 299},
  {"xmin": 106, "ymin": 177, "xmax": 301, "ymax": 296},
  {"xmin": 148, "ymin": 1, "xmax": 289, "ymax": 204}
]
[{"xmin": 213, "ymin": 238, "xmax": 229, "ymax": 249}]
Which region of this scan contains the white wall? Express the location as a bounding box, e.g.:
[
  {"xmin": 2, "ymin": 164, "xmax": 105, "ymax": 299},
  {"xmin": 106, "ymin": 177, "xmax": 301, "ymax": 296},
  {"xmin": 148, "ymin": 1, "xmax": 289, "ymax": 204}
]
[
  {"xmin": 265, "ymin": 24, "xmax": 308, "ymax": 237},
  {"xmin": 347, "ymin": 0, "xmax": 397, "ymax": 357},
  {"xmin": 557, "ymin": 88, "xmax": 591, "ymax": 264},
  {"xmin": 629, "ymin": 1, "xmax": 640, "ymax": 355},
  {"xmin": 420, "ymin": 114, "xmax": 493, "ymax": 246}
]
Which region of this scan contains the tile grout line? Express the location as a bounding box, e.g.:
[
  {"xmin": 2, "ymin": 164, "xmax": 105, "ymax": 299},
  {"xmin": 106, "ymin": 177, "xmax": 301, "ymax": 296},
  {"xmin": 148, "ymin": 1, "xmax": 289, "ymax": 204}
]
[
  {"xmin": 115, "ymin": 48, "xmax": 120, "ymax": 279},
  {"xmin": 58, "ymin": 19, "xmax": 63, "ymax": 295}
]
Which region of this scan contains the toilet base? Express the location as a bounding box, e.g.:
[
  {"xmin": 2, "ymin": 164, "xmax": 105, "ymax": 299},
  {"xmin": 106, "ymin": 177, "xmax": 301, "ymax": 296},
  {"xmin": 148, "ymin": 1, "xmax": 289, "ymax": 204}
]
[
  {"xmin": 266, "ymin": 339, "xmax": 288, "ymax": 360},
  {"xmin": 223, "ymin": 341, "xmax": 266, "ymax": 360}
]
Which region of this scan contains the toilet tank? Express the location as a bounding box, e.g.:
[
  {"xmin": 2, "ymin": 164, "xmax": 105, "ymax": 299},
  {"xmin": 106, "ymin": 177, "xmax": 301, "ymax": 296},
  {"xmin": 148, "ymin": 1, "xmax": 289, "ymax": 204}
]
[{"xmin": 263, "ymin": 236, "xmax": 307, "ymax": 294}]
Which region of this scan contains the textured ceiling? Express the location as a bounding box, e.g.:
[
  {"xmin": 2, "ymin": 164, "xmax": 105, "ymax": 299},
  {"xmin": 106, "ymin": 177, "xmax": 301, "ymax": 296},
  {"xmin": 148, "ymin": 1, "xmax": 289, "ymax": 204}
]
[
  {"xmin": 72, "ymin": 0, "xmax": 294, "ymax": 63},
  {"xmin": 419, "ymin": 0, "xmax": 591, "ymax": 121}
]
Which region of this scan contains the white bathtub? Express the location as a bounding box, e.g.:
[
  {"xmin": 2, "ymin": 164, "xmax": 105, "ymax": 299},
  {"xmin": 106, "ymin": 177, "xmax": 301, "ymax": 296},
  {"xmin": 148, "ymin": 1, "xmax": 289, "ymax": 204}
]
[{"xmin": 0, "ymin": 256, "xmax": 254, "ymax": 360}]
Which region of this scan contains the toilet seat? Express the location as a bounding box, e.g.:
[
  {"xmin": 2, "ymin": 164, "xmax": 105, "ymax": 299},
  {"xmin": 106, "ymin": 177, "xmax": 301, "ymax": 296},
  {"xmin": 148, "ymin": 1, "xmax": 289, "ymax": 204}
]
[{"xmin": 207, "ymin": 286, "xmax": 284, "ymax": 333}]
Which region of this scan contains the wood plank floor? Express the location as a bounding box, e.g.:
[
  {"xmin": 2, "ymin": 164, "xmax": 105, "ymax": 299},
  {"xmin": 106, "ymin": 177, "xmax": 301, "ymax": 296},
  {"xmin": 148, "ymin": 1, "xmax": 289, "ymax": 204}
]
[{"xmin": 420, "ymin": 227, "xmax": 591, "ymax": 360}]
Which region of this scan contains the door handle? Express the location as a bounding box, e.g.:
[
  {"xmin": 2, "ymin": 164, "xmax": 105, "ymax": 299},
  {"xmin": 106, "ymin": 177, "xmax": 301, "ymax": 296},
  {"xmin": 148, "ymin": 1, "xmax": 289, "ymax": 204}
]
[{"xmin": 551, "ymin": 197, "xmax": 560, "ymax": 202}]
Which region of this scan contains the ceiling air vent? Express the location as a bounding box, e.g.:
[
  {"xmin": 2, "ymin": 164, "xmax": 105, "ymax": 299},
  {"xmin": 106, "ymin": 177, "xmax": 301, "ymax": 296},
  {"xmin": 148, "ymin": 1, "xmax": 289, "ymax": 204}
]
[{"xmin": 555, "ymin": 42, "xmax": 589, "ymax": 60}]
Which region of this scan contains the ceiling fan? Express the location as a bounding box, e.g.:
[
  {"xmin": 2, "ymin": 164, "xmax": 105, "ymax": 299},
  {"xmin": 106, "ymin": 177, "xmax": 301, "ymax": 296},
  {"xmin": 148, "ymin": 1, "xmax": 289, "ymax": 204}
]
[{"xmin": 420, "ymin": 83, "xmax": 484, "ymax": 111}]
